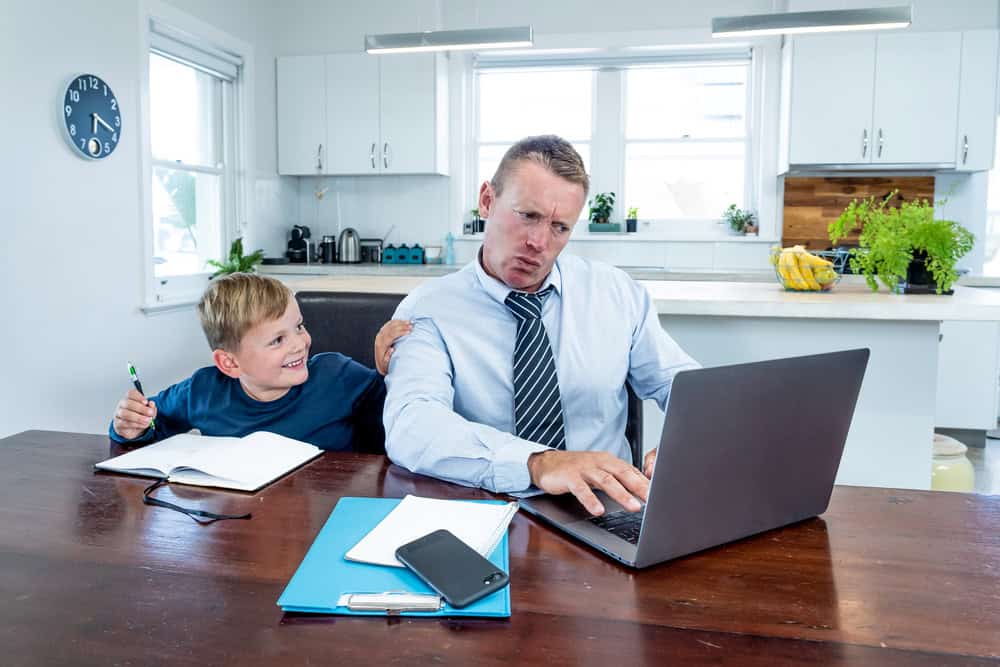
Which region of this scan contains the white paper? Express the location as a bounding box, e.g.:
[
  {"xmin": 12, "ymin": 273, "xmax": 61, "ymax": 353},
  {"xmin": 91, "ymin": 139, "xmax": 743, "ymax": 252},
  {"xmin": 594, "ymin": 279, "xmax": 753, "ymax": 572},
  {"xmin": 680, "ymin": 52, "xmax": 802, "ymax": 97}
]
[{"xmin": 345, "ymin": 495, "xmax": 519, "ymax": 567}]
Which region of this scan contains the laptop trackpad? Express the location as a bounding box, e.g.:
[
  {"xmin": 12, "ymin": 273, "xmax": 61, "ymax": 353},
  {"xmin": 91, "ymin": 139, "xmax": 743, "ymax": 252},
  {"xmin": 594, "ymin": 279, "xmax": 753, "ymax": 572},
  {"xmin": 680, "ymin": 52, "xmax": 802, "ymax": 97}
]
[{"xmin": 524, "ymin": 491, "xmax": 629, "ymax": 524}]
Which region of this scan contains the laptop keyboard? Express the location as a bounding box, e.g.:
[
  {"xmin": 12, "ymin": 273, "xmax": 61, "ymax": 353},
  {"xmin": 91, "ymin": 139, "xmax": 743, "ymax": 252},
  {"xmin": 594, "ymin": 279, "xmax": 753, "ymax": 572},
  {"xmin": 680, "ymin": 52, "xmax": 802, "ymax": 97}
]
[{"xmin": 587, "ymin": 508, "xmax": 645, "ymax": 545}]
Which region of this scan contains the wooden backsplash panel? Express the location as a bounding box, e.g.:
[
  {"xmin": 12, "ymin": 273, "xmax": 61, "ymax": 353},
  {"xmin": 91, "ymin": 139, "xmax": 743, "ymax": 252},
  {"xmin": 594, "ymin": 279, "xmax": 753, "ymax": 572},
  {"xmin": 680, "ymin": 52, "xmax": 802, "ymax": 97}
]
[{"xmin": 782, "ymin": 176, "xmax": 936, "ymax": 249}]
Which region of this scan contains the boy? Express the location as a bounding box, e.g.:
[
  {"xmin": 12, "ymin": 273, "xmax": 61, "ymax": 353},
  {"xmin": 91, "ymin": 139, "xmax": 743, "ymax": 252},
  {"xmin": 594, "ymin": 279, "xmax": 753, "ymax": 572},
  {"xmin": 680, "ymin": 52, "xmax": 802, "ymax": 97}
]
[{"xmin": 110, "ymin": 273, "xmax": 411, "ymax": 451}]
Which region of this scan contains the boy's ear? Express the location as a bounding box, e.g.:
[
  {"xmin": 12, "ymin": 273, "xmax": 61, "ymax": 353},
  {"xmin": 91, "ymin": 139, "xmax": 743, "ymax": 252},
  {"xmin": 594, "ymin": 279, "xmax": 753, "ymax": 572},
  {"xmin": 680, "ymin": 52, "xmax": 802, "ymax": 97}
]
[{"xmin": 212, "ymin": 349, "xmax": 241, "ymax": 379}]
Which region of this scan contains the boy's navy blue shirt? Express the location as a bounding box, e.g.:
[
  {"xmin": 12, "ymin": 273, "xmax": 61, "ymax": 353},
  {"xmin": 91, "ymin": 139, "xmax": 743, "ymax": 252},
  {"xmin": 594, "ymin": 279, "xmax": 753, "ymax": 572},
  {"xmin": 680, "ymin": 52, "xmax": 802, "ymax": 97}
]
[{"xmin": 109, "ymin": 352, "xmax": 385, "ymax": 452}]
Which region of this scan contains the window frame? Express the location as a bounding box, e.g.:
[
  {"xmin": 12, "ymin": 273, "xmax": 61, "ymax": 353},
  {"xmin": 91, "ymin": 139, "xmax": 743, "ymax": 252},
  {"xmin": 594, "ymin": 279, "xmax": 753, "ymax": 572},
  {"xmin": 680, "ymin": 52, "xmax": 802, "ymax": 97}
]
[
  {"xmin": 137, "ymin": 0, "xmax": 253, "ymax": 312},
  {"xmin": 470, "ymin": 47, "xmax": 757, "ymax": 238}
]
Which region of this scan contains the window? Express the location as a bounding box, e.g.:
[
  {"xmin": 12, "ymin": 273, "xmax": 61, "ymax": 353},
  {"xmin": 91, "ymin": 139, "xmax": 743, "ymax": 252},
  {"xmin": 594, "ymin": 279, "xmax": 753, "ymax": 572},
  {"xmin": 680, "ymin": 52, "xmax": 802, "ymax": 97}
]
[
  {"xmin": 984, "ymin": 116, "xmax": 1000, "ymax": 276},
  {"xmin": 476, "ymin": 67, "xmax": 593, "ymax": 209},
  {"xmin": 473, "ymin": 50, "xmax": 752, "ymax": 230},
  {"xmin": 142, "ymin": 13, "xmax": 247, "ymax": 307}
]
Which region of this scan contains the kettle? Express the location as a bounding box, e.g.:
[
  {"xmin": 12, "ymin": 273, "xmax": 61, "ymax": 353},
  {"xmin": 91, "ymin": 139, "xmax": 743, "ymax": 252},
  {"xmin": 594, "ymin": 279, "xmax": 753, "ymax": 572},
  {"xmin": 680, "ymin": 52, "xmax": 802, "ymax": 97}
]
[{"xmin": 338, "ymin": 227, "xmax": 361, "ymax": 263}]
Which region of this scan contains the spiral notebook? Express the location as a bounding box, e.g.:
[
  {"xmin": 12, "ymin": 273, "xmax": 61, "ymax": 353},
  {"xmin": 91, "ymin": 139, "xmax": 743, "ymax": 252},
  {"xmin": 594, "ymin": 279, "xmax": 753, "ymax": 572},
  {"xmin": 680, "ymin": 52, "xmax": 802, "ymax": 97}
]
[{"xmin": 345, "ymin": 494, "xmax": 518, "ymax": 567}]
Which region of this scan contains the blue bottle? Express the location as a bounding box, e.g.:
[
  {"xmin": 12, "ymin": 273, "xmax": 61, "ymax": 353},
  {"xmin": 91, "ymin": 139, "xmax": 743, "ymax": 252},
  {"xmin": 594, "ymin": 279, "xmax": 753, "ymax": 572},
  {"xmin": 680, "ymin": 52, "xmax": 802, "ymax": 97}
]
[{"xmin": 444, "ymin": 232, "xmax": 455, "ymax": 265}]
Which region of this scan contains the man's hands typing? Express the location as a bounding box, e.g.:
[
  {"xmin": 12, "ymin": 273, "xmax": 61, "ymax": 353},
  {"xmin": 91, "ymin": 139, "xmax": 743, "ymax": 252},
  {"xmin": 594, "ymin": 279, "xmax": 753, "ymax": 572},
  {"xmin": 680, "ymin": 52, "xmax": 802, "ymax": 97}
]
[{"xmin": 527, "ymin": 449, "xmax": 650, "ymax": 516}]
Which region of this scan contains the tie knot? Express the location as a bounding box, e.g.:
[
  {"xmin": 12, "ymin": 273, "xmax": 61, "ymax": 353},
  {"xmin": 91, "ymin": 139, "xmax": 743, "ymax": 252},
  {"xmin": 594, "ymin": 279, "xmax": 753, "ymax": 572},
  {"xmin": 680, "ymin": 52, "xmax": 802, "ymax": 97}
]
[{"xmin": 505, "ymin": 286, "xmax": 553, "ymax": 321}]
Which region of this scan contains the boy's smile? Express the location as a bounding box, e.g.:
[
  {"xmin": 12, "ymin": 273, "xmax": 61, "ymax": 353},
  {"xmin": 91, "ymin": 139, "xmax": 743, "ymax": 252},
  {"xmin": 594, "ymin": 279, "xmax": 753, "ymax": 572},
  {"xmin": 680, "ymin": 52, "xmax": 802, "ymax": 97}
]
[{"xmin": 213, "ymin": 298, "xmax": 312, "ymax": 402}]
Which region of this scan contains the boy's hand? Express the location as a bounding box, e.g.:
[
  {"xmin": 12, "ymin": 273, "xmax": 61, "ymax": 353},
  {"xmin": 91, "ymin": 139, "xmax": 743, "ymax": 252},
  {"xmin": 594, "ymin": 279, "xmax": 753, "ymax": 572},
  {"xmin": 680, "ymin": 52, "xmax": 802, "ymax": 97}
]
[
  {"xmin": 374, "ymin": 319, "xmax": 413, "ymax": 375},
  {"xmin": 112, "ymin": 389, "xmax": 157, "ymax": 440}
]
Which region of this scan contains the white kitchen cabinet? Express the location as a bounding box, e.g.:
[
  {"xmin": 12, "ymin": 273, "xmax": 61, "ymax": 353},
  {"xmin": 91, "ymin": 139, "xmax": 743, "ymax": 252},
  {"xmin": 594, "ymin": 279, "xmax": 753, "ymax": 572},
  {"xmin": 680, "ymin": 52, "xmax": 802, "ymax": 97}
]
[
  {"xmin": 276, "ymin": 56, "xmax": 327, "ymax": 176},
  {"xmin": 783, "ymin": 31, "xmax": 966, "ymax": 169},
  {"xmin": 872, "ymin": 32, "xmax": 961, "ymax": 165},
  {"xmin": 955, "ymin": 30, "xmax": 999, "ymax": 172},
  {"xmin": 786, "ymin": 34, "xmax": 877, "ymax": 166},
  {"xmin": 936, "ymin": 320, "xmax": 1000, "ymax": 430},
  {"xmin": 278, "ymin": 53, "xmax": 448, "ymax": 176},
  {"xmin": 324, "ymin": 53, "xmax": 380, "ymax": 174}
]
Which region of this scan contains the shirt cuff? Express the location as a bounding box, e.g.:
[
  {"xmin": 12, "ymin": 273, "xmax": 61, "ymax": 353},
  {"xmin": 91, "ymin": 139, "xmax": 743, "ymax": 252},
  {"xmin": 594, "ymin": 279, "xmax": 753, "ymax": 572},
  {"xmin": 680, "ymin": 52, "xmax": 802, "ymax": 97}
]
[{"xmin": 488, "ymin": 434, "xmax": 550, "ymax": 492}]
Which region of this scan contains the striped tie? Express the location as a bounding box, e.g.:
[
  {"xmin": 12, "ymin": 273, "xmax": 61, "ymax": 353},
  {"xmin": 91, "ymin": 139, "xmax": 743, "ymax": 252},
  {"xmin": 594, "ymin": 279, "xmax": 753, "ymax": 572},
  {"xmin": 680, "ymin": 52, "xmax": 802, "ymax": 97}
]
[{"xmin": 505, "ymin": 286, "xmax": 566, "ymax": 450}]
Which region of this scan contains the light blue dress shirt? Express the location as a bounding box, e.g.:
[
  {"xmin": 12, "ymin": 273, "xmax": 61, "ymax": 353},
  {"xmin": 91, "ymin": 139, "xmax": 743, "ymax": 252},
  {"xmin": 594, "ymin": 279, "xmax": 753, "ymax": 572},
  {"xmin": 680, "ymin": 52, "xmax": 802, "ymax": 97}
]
[{"xmin": 383, "ymin": 253, "xmax": 700, "ymax": 493}]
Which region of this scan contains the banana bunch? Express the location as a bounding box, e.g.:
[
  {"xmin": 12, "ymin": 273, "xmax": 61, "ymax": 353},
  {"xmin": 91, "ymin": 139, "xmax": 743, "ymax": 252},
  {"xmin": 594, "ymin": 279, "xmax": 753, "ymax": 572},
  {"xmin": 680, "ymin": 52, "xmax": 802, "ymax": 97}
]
[{"xmin": 770, "ymin": 246, "xmax": 837, "ymax": 291}]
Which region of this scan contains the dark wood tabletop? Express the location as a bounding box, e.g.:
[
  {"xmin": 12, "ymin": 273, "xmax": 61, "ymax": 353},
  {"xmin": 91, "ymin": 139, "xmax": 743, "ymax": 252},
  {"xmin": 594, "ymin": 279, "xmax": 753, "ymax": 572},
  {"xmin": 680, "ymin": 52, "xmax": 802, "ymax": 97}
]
[{"xmin": 1, "ymin": 431, "xmax": 998, "ymax": 666}]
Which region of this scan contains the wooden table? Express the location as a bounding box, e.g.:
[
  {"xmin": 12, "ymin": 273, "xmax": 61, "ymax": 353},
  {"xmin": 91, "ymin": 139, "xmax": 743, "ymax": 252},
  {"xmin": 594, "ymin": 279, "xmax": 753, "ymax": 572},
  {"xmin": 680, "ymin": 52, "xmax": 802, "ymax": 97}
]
[{"xmin": 2, "ymin": 431, "xmax": 998, "ymax": 666}]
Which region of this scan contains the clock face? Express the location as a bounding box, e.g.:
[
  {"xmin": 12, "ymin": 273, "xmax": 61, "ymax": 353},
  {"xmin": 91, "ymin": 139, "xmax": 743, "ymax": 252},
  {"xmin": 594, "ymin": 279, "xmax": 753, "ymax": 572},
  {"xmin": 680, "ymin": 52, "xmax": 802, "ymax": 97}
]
[{"xmin": 63, "ymin": 74, "xmax": 121, "ymax": 160}]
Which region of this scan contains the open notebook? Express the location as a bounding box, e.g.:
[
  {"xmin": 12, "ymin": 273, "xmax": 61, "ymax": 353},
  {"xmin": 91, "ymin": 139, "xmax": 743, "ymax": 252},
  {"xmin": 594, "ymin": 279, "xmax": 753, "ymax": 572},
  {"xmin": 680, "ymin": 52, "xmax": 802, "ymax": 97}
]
[{"xmin": 95, "ymin": 431, "xmax": 322, "ymax": 492}]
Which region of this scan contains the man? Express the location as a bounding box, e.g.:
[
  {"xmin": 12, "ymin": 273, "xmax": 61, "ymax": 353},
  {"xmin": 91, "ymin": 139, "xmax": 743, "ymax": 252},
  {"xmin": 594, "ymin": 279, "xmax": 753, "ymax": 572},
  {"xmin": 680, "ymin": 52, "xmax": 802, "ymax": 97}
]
[{"xmin": 384, "ymin": 135, "xmax": 699, "ymax": 516}]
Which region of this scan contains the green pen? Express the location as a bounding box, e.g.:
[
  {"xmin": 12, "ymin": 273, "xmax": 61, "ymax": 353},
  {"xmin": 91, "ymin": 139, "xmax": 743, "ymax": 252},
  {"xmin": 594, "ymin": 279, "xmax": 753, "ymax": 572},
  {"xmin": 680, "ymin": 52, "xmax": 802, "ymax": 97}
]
[{"xmin": 127, "ymin": 362, "xmax": 156, "ymax": 430}]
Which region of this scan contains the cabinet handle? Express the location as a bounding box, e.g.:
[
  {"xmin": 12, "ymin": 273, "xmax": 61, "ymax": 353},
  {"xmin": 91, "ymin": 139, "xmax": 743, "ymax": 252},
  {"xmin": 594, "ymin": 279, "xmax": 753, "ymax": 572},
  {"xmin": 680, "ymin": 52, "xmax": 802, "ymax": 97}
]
[
  {"xmin": 383, "ymin": 142, "xmax": 390, "ymax": 169},
  {"xmin": 370, "ymin": 142, "xmax": 376, "ymax": 169},
  {"xmin": 963, "ymin": 135, "xmax": 969, "ymax": 164},
  {"xmin": 316, "ymin": 143, "xmax": 323, "ymax": 171},
  {"xmin": 861, "ymin": 129, "xmax": 868, "ymax": 158},
  {"xmin": 877, "ymin": 129, "xmax": 884, "ymax": 158}
]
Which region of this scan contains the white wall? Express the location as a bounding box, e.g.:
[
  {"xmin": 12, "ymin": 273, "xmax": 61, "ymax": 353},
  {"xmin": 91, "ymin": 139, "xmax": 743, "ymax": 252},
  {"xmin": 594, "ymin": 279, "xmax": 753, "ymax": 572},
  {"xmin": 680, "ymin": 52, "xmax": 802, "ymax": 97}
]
[{"xmin": 0, "ymin": 0, "xmax": 273, "ymax": 438}]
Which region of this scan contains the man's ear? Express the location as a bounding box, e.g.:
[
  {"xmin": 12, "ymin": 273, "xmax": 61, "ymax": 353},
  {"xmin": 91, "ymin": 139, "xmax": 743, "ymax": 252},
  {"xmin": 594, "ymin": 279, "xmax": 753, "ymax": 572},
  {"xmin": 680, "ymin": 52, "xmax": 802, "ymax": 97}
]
[
  {"xmin": 478, "ymin": 180, "xmax": 495, "ymax": 219},
  {"xmin": 212, "ymin": 349, "xmax": 241, "ymax": 379}
]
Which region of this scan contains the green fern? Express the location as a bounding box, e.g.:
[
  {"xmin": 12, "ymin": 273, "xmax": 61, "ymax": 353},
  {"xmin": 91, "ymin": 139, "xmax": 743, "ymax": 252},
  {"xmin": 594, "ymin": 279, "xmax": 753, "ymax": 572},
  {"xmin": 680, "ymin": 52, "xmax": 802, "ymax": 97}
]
[
  {"xmin": 206, "ymin": 237, "xmax": 265, "ymax": 278},
  {"xmin": 829, "ymin": 192, "xmax": 974, "ymax": 294}
]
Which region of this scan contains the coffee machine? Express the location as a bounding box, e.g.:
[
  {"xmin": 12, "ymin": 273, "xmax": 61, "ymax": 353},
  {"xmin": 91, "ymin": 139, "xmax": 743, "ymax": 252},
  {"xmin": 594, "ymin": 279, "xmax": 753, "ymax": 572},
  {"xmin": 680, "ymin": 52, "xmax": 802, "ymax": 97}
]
[{"xmin": 286, "ymin": 225, "xmax": 312, "ymax": 263}]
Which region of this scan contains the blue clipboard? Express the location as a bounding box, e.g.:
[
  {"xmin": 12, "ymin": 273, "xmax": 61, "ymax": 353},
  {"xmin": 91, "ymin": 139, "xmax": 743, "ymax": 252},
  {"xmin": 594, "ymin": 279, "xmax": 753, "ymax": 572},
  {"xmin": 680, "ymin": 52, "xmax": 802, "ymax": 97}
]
[{"xmin": 277, "ymin": 496, "xmax": 511, "ymax": 617}]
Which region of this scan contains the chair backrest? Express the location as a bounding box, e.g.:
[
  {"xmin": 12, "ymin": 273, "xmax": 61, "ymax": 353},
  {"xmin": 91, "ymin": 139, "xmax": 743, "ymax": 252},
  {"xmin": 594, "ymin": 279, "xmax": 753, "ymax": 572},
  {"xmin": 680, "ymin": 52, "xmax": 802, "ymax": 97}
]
[{"xmin": 294, "ymin": 290, "xmax": 643, "ymax": 467}]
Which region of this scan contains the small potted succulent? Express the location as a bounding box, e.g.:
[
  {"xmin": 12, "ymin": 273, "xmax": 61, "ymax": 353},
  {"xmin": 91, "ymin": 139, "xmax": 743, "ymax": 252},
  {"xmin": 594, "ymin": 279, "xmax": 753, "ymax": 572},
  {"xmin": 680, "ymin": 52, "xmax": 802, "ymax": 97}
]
[
  {"xmin": 626, "ymin": 206, "xmax": 639, "ymax": 233},
  {"xmin": 588, "ymin": 192, "xmax": 620, "ymax": 232},
  {"xmin": 722, "ymin": 204, "xmax": 756, "ymax": 235}
]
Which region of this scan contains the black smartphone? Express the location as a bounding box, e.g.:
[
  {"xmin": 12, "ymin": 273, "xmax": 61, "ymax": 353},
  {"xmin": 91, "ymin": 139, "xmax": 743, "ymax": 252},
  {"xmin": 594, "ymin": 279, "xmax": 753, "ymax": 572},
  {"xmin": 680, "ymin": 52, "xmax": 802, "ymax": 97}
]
[{"xmin": 395, "ymin": 529, "xmax": 509, "ymax": 608}]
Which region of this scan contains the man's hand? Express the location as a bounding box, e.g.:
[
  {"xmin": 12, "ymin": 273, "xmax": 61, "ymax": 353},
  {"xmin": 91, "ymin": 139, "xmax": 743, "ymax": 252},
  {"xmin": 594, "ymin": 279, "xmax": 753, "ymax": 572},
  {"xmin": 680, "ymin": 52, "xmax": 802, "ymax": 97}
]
[
  {"xmin": 527, "ymin": 449, "xmax": 649, "ymax": 516},
  {"xmin": 112, "ymin": 389, "xmax": 157, "ymax": 440},
  {"xmin": 643, "ymin": 447, "xmax": 657, "ymax": 479},
  {"xmin": 374, "ymin": 319, "xmax": 413, "ymax": 375}
]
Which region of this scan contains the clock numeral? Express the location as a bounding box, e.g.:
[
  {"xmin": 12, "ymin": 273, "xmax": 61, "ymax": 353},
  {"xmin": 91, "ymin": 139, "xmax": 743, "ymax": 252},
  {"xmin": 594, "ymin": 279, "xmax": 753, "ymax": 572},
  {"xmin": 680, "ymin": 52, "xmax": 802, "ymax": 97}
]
[
  {"xmin": 112, "ymin": 132, "xmax": 118, "ymax": 143},
  {"xmin": 104, "ymin": 141, "xmax": 111, "ymax": 154},
  {"xmin": 69, "ymin": 124, "xmax": 76, "ymax": 136},
  {"xmin": 69, "ymin": 90, "xmax": 80, "ymax": 103},
  {"xmin": 103, "ymin": 84, "xmax": 108, "ymax": 97},
  {"xmin": 114, "ymin": 116, "xmax": 120, "ymax": 128},
  {"xmin": 111, "ymin": 99, "xmax": 117, "ymax": 111},
  {"xmin": 77, "ymin": 77, "xmax": 86, "ymax": 91},
  {"xmin": 90, "ymin": 76, "xmax": 98, "ymax": 90},
  {"xmin": 65, "ymin": 105, "xmax": 72, "ymax": 117},
  {"xmin": 79, "ymin": 138, "xmax": 86, "ymax": 149}
]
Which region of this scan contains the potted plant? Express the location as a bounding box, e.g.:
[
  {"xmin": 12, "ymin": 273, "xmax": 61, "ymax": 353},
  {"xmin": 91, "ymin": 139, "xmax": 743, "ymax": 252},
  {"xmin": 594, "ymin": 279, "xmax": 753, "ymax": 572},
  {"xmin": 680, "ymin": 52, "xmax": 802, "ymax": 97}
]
[
  {"xmin": 828, "ymin": 192, "xmax": 974, "ymax": 294},
  {"xmin": 470, "ymin": 207, "xmax": 484, "ymax": 233},
  {"xmin": 722, "ymin": 204, "xmax": 755, "ymax": 235},
  {"xmin": 588, "ymin": 192, "xmax": 619, "ymax": 232},
  {"xmin": 626, "ymin": 206, "xmax": 639, "ymax": 233},
  {"xmin": 207, "ymin": 237, "xmax": 265, "ymax": 278}
]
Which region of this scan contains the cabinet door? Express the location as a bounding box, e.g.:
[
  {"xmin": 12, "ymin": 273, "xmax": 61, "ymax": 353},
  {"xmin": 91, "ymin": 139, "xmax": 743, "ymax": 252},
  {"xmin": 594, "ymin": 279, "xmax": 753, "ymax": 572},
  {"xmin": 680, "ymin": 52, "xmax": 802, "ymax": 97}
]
[
  {"xmin": 872, "ymin": 32, "xmax": 961, "ymax": 165},
  {"xmin": 276, "ymin": 56, "xmax": 327, "ymax": 175},
  {"xmin": 379, "ymin": 54, "xmax": 448, "ymax": 175},
  {"xmin": 788, "ymin": 34, "xmax": 876, "ymax": 165},
  {"xmin": 956, "ymin": 30, "xmax": 999, "ymax": 172},
  {"xmin": 325, "ymin": 53, "xmax": 381, "ymax": 175}
]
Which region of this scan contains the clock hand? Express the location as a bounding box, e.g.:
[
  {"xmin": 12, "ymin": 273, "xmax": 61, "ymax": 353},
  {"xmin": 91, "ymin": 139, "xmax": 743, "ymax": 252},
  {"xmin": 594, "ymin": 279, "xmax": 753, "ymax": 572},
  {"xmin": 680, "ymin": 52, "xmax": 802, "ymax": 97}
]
[
  {"xmin": 91, "ymin": 113, "xmax": 98, "ymax": 134},
  {"xmin": 94, "ymin": 113, "xmax": 114, "ymax": 133}
]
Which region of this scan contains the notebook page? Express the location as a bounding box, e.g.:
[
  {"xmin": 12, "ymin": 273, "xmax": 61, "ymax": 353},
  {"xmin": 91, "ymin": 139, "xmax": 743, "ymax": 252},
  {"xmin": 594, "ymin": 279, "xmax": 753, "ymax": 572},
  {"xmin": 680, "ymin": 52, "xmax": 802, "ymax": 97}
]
[
  {"xmin": 170, "ymin": 431, "xmax": 321, "ymax": 491},
  {"xmin": 345, "ymin": 495, "xmax": 519, "ymax": 567},
  {"xmin": 95, "ymin": 433, "xmax": 241, "ymax": 478}
]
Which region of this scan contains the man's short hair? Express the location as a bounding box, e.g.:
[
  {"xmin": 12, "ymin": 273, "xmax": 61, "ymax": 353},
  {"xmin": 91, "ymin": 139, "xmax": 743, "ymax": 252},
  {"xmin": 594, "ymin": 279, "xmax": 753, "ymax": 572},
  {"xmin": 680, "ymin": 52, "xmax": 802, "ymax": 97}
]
[
  {"xmin": 197, "ymin": 273, "xmax": 292, "ymax": 352},
  {"xmin": 490, "ymin": 135, "xmax": 590, "ymax": 198}
]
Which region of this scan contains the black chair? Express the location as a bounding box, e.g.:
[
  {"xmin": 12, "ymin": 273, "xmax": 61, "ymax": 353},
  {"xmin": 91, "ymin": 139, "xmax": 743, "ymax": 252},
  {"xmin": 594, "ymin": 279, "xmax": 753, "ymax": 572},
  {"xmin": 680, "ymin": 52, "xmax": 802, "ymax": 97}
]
[{"xmin": 295, "ymin": 291, "xmax": 644, "ymax": 467}]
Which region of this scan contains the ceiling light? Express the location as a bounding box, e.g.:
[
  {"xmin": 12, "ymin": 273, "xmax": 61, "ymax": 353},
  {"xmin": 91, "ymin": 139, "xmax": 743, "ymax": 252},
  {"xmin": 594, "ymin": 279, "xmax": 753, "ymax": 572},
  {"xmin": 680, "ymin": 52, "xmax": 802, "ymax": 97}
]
[
  {"xmin": 365, "ymin": 26, "xmax": 533, "ymax": 55},
  {"xmin": 712, "ymin": 6, "xmax": 911, "ymax": 38}
]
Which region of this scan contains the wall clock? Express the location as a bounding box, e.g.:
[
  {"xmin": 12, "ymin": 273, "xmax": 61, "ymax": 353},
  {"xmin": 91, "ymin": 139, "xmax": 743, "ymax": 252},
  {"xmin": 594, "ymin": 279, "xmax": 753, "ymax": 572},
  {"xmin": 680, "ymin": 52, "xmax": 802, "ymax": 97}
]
[{"xmin": 63, "ymin": 73, "xmax": 121, "ymax": 159}]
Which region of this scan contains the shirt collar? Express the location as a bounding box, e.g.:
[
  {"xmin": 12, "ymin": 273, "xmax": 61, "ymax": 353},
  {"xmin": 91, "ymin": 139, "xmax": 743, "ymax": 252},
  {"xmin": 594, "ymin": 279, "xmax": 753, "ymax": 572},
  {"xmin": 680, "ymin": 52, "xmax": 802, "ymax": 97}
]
[{"xmin": 474, "ymin": 248, "xmax": 563, "ymax": 306}]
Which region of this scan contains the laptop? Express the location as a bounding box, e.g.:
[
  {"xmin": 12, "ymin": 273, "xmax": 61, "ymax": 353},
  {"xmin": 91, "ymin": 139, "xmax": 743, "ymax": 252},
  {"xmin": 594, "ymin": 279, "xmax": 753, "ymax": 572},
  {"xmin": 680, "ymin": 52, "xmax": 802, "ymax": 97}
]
[{"xmin": 519, "ymin": 348, "xmax": 870, "ymax": 569}]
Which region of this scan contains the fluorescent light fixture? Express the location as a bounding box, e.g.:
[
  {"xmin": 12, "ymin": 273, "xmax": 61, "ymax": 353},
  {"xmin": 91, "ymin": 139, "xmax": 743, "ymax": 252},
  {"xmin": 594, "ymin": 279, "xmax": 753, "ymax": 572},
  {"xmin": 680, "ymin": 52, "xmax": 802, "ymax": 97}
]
[
  {"xmin": 365, "ymin": 26, "xmax": 533, "ymax": 54},
  {"xmin": 712, "ymin": 6, "xmax": 911, "ymax": 38}
]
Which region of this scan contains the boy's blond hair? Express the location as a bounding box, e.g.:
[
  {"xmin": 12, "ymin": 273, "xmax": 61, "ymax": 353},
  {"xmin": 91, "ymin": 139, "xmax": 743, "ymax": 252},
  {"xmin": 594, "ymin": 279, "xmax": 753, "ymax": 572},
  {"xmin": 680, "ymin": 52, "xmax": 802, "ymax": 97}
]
[{"xmin": 197, "ymin": 273, "xmax": 292, "ymax": 352}]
